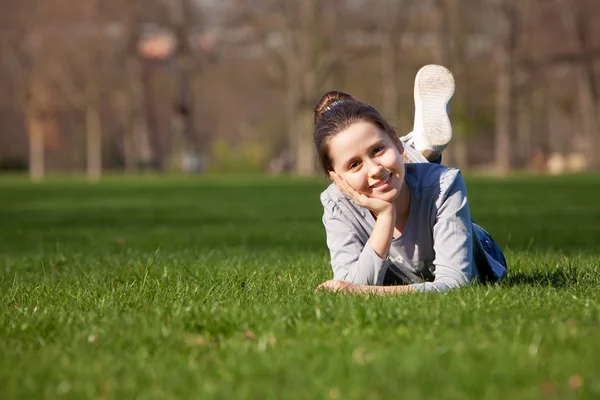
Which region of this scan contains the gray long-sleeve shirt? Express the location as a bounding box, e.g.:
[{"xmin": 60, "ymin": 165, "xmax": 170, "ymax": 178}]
[{"xmin": 320, "ymin": 163, "xmax": 505, "ymax": 292}]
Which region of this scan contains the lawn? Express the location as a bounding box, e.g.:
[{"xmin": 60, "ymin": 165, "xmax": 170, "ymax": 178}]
[{"xmin": 1, "ymin": 173, "xmax": 600, "ymax": 399}]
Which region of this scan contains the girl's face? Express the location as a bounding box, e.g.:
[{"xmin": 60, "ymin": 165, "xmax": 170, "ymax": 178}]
[{"xmin": 328, "ymin": 121, "xmax": 406, "ymax": 202}]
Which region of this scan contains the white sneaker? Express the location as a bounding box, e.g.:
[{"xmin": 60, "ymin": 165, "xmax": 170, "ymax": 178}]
[{"xmin": 407, "ymin": 64, "xmax": 455, "ymax": 154}]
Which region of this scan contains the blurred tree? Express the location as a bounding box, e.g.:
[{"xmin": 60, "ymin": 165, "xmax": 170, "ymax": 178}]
[
  {"xmin": 560, "ymin": 0, "xmax": 599, "ymax": 166},
  {"xmin": 433, "ymin": 0, "xmax": 470, "ymax": 168},
  {"xmin": 165, "ymin": 0, "xmax": 207, "ymax": 172},
  {"xmin": 375, "ymin": 0, "xmax": 414, "ymax": 126},
  {"xmin": 485, "ymin": 0, "xmax": 521, "ymax": 174},
  {"xmin": 229, "ymin": 0, "xmax": 347, "ymax": 175},
  {"xmin": 0, "ymin": 0, "xmax": 598, "ymax": 176},
  {"xmin": 119, "ymin": 0, "xmax": 152, "ymax": 172},
  {"xmin": 1, "ymin": 0, "xmax": 49, "ymax": 181},
  {"xmin": 78, "ymin": 0, "xmax": 105, "ymax": 182}
]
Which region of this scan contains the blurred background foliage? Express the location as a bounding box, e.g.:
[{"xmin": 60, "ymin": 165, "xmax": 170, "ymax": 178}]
[{"xmin": 0, "ymin": 0, "xmax": 599, "ymax": 180}]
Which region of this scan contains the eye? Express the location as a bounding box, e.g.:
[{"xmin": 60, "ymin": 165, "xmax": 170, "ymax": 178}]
[
  {"xmin": 373, "ymin": 145, "xmax": 385, "ymax": 155},
  {"xmin": 347, "ymin": 160, "xmax": 360, "ymax": 171}
]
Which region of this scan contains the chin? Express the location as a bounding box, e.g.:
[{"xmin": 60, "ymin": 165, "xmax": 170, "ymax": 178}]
[
  {"xmin": 381, "ymin": 190, "xmax": 400, "ymax": 202},
  {"xmin": 368, "ymin": 177, "xmax": 403, "ymax": 200},
  {"xmin": 371, "ymin": 187, "xmax": 400, "ymax": 202}
]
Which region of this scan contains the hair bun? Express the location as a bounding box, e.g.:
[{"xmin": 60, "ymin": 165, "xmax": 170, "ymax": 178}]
[{"xmin": 313, "ymin": 90, "xmax": 355, "ymax": 125}]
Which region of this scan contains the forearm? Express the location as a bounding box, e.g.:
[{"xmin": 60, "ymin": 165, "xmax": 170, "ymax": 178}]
[
  {"xmin": 333, "ymin": 243, "xmax": 389, "ymax": 285},
  {"xmin": 357, "ymin": 284, "xmax": 416, "ymax": 294},
  {"xmin": 366, "ymin": 209, "xmax": 395, "ymax": 259},
  {"xmin": 324, "ymin": 209, "xmax": 391, "ymax": 286},
  {"xmin": 317, "ymin": 279, "xmax": 417, "ymax": 294}
]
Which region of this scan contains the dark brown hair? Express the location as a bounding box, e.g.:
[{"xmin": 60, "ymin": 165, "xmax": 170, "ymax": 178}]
[{"xmin": 313, "ymin": 90, "xmax": 399, "ymax": 174}]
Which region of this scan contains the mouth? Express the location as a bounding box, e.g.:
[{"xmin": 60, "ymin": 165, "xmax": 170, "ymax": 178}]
[{"xmin": 370, "ymin": 174, "xmax": 392, "ymax": 191}]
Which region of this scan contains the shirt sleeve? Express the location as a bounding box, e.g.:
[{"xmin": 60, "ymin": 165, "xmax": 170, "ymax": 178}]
[
  {"xmin": 411, "ymin": 170, "xmax": 477, "ymax": 293},
  {"xmin": 322, "ymin": 195, "xmax": 390, "ymax": 285}
]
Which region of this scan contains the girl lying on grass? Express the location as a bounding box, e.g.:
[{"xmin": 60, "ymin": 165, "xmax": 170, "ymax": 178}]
[{"xmin": 315, "ymin": 65, "xmax": 507, "ymax": 294}]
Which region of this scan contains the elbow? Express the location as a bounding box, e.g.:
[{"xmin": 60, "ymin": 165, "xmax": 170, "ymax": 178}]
[
  {"xmin": 414, "ymin": 276, "xmax": 469, "ymax": 293},
  {"xmin": 435, "ymin": 262, "xmax": 475, "ymax": 289},
  {"xmin": 333, "ymin": 269, "xmax": 369, "ymax": 285},
  {"xmin": 441, "ymin": 276, "xmax": 468, "ymax": 289},
  {"xmin": 436, "ymin": 274, "xmax": 471, "ymax": 291}
]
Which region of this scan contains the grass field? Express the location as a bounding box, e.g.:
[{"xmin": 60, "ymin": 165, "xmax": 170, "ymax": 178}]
[{"xmin": 1, "ymin": 173, "xmax": 600, "ymax": 399}]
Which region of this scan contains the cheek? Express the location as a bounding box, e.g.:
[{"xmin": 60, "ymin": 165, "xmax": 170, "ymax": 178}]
[
  {"xmin": 339, "ymin": 173, "xmax": 366, "ymax": 192},
  {"xmin": 389, "ymin": 153, "xmax": 405, "ymax": 172},
  {"xmin": 394, "ymin": 167, "xmax": 405, "ymax": 183},
  {"xmin": 380, "ymin": 150, "xmax": 401, "ymax": 166}
]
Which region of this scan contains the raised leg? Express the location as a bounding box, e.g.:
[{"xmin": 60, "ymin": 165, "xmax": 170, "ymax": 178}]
[{"xmin": 401, "ymin": 65, "xmax": 455, "ymax": 163}]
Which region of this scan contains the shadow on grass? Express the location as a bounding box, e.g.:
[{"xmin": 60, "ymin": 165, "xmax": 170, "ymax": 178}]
[{"xmin": 502, "ymin": 267, "xmax": 595, "ymax": 288}]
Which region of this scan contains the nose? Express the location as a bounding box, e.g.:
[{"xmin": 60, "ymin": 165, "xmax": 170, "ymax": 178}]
[{"xmin": 366, "ymin": 159, "xmax": 384, "ymax": 179}]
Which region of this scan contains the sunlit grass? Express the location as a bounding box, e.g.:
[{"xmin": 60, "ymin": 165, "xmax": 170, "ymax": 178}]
[{"xmin": 1, "ymin": 174, "xmax": 599, "ymax": 399}]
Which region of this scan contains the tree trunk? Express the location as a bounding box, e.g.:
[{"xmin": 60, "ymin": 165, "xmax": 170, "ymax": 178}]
[
  {"xmin": 493, "ymin": 2, "xmax": 518, "ymax": 175},
  {"xmin": 381, "ymin": 33, "xmax": 397, "ymax": 124},
  {"xmin": 27, "ymin": 110, "xmax": 45, "ymax": 182},
  {"xmin": 119, "ymin": 67, "xmax": 142, "ymax": 173},
  {"xmin": 125, "ymin": 57, "xmax": 151, "ymax": 172},
  {"xmin": 168, "ymin": 0, "xmax": 199, "ymax": 171},
  {"xmin": 27, "ymin": 69, "xmax": 48, "ymax": 182},
  {"xmin": 142, "ymin": 63, "xmax": 162, "ymax": 170},
  {"xmin": 561, "ymin": 0, "xmax": 599, "ymax": 166},
  {"xmin": 123, "ymin": 126, "xmax": 137, "ymax": 172},
  {"xmin": 494, "ymin": 47, "xmax": 512, "ymax": 175},
  {"xmin": 283, "ymin": 24, "xmax": 300, "ymax": 173},
  {"xmin": 575, "ymin": 68, "xmax": 599, "ymax": 164},
  {"xmin": 434, "ymin": 0, "xmax": 463, "ymax": 167},
  {"xmin": 86, "ymin": 81, "xmax": 102, "ymax": 181},
  {"xmin": 295, "ymin": 0, "xmax": 319, "ymax": 176},
  {"xmin": 295, "ymin": 108, "xmax": 316, "ymax": 176},
  {"xmin": 517, "ymin": 91, "xmax": 532, "ymax": 163}
]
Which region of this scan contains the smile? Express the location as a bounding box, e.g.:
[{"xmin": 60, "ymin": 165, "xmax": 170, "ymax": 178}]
[{"xmin": 370, "ymin": 174, "xmax": 392, "ymax": 191}]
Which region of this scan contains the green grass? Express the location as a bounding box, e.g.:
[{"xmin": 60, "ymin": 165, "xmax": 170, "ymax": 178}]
[{"xmin": 1, "ymin": 173, "xmax": 600, "ymax": 399}]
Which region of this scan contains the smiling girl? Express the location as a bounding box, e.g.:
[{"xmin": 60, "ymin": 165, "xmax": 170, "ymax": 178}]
[{"xmin": 315, "ymin": 65, "xmax": 507, "ymax": 294}]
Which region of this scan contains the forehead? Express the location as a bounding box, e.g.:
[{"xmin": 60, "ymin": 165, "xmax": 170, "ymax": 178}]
[{"xmin": 328, "ymin": 121, "xmax": 388, "ymax": 164}]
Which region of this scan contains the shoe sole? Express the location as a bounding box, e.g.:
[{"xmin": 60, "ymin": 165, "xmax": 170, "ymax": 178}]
[{"xmin": 413, "ymin": 65, "xmax": 455, "ymax": 151}]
